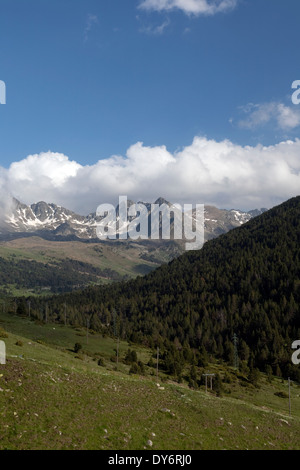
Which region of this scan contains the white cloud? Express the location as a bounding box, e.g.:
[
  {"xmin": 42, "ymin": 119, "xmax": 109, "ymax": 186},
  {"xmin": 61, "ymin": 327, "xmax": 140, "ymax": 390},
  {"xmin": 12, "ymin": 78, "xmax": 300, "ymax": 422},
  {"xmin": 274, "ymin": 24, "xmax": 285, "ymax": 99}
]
[
  {"xmin": 6, "ymin": 152, "xmax": 82, "ymax": 211},
  {"xmin": 139, "ymin": 18, "xmax": 170, "ymax": 35},
  {"xmin": 1, "ymin": 138, "xmax": 300, "ymax": 215},
  {"xmin": 84, "ymin": 13, "xmax": 98, "ymax": 42},
  {"xmin": 0, "ymin": 169, "xmax": 15, "ymax": 227},
  {"xmin": 238, "ymin": 102, "xmax": 300, "ymax": 131},
  {"xmin": 276, "ymin": 104, "xmax": 300, "ymax": 130},
  {"xmin": 9, "ymin": 151, "xmax": 81, "ymax": 187},
  {"xmin": 138, "ymin": 0, "xmax": 238, "ymax": 16}
]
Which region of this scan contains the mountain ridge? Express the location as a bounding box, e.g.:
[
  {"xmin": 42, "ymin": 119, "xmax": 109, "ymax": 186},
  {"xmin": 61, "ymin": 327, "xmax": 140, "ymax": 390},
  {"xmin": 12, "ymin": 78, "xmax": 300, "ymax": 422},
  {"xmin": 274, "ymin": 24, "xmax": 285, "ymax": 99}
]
[{"xmin": 0, "ymin": 197, "xmax": 267, "ymax": 243}]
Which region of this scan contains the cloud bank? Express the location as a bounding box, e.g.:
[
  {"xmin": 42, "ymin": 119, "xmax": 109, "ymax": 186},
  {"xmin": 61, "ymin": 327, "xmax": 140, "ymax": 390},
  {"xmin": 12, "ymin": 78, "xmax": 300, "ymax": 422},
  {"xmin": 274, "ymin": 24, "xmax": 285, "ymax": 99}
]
[
  {"xmin": 138, "ymin": 0, "xmax": 238, "ymax": 16},
  {"xmin": 1, "ymin": 137, "xmax": 300, "ymax": 216}
]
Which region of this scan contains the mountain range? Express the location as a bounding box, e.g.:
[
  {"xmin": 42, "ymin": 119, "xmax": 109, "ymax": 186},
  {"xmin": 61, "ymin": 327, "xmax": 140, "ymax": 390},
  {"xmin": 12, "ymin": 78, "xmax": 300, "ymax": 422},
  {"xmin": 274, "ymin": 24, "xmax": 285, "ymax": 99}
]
[
  {"xmin": 0, "ymin": 197, "xmax": 267, "ymax": 243},
  {"xmin": 0, "ymin": 197, "xmax": 268, "ymax": 295}
]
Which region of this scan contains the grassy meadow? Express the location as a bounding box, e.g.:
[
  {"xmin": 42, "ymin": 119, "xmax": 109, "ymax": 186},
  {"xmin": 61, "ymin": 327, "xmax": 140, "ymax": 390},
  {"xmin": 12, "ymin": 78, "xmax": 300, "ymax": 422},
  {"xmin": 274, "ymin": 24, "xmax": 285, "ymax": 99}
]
[{"xmin": 0, "ymin": 312, "xmax": 299, "ymax": 450}]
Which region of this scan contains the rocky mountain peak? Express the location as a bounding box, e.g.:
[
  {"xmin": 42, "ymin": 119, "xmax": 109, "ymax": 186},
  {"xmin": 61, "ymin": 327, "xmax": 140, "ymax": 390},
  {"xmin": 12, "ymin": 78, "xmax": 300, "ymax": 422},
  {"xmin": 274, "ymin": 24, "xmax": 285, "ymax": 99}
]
[{"xmin": 1, "ymin": 197, "xmax": 268, "ymax": 243}]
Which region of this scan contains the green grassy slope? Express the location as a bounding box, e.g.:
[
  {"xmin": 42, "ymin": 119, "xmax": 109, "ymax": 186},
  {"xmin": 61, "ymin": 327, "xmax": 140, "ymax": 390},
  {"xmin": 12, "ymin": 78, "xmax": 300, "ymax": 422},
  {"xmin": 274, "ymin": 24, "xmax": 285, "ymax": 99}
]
[{"xmin": 0, "ymin": 313, "xmax": 299, "ymax": 450}]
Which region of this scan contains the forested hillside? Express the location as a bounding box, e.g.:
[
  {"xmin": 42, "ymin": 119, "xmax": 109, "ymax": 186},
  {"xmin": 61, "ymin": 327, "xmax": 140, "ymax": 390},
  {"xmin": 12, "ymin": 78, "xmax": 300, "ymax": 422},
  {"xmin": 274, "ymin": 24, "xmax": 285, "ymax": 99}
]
[
  {"xmin": 0, "ymin": 257, "xmax": 124, "ymax": 294},
  {"xmin": 12, "ymin": 196, "xmax": 300, "ymax": 380}
]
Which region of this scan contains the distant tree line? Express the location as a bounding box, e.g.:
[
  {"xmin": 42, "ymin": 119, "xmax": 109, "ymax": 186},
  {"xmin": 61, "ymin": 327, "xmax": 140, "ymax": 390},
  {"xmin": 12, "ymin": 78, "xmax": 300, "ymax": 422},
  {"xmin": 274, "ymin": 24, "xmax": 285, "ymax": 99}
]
[{"xmin": 0, "ymin": 257, "xmax": 124, "ymax": 293}]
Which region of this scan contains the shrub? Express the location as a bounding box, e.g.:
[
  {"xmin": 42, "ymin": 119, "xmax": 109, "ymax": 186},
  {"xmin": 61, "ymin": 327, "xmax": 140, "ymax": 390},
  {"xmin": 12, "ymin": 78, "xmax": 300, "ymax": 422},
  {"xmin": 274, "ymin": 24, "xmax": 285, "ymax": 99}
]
[
  {"xmin": 124, "ymin": 349, "xmax": 138, "ymax": 365},
  {"xmin": 214, "ymin": 373, "xmax": 223, "ymax": 397},
  {"xmin": 223, "ymin": 372, "xmax": 232, "ymax": 384},
  {"xmin": 15, "ymin": 340, "xmax": 23, "ymax": 347},
  {"xmin": 129, "ymin": 361, "xmax": 145, "ymax": 375},
  {"xmin": 74, "ymin": 342, "xmax": 82, "ymax": 353},
  {"xmin": 148, "ymin": 357, "xmax": 155, "ymax": 368},
  {"xmin": 274, "ymin": 391, "xmax": 289, "ymax": 399},
  {"xmin": 248, "ymin": 367, "xmax": 260, "ymax": 387},
  {"xmin": 0, "ymin": 328, "xmax": 8, "ymax": 339}
]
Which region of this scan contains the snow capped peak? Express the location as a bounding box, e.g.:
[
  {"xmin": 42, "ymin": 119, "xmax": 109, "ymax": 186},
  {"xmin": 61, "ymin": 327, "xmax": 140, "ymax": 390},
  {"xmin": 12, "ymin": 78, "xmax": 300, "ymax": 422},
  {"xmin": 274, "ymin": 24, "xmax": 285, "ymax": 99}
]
[
  {"xmin": 3, "ymin": 200, "xmax": 96, "ymax": 239},
  {"xmin": 1, "ymin": 198, "xmax": 267, "ymax": 242}
]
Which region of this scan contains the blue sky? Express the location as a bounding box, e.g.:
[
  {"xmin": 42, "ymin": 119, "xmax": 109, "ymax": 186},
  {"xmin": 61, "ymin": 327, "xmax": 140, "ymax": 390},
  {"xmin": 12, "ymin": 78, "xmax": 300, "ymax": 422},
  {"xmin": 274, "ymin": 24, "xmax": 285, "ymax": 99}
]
[{"xmin": 0, "ymin": 0, "xmax": 300, "ymax": 213}]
